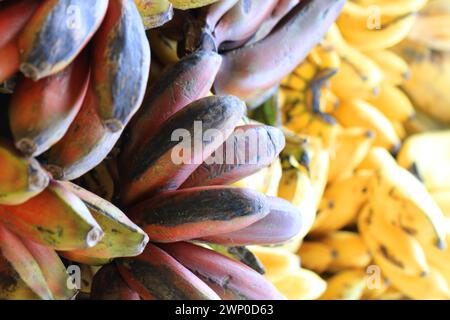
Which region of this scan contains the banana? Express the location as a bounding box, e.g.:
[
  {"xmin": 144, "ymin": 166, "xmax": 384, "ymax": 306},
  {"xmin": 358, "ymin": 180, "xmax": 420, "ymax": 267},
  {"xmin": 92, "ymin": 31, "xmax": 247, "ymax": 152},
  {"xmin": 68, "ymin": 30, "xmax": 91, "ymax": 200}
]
[
  {"xmin": 0, "ymin": 0, "xmax": 40, "ymax": 50},
  {"xmin": 320, "ymin": 270, "xmax": 368, "ymax": 300},
  {"xmin": 90, "ymin": 264, "xmax": 140, "ymax": 300},
  {"xmin": 246, "ymin": 0, "xmax": 300, "ymax": 45},
  {"xmin": 46, "ymin": 85, "xmax": 122, "ymax": 181},
  {"xmin": 397, "ymin": 131, "xmax": 450, "ymax": 192},
  {"xmin": 395, "ymin": 40, "xmax": 450, "ymax": 124},
  {"xmin": 117, "ymin": 243, "xmax": 220, "ymax": 300},
  {"xmin": 202, "ymin": 0, "xmax": 240, "ymax": 30},
  {"xmin": 0, "ymin": 224, "xmax": 52, "ymax": 300},
  {"xmin": 407, "ymin": 0, "xmax": 450, "ymax": 51},
  {"xmin": 19, "ymin": 236, "xmax": 76, "ymax": 300},
  {"xmin": 272, "ymin": 268, "xmax": 327, "ymax": 300},
  {"xmin": 148, "ymin": 30, "xmax": 179, "ymax": 66},
  {"xmin": 18, "ymin": 0, "xmax": 109, "ymax": 80},
  {"xmin": 322, "ymin": 231, "xmax": 371, "ymax": 272},
  {"xmin": 249, "ymin": 246, "xmax": 300, "ymax": 282},
  {"xmin": 0, "ymin": 42, "xmax": 20, "ymax": 85},
  {"xmin": 357, "ymin": 146, "xmax": 398, "ymax": 171},
  {"xmin": 120, "ymin": 50, "xmax": 222, "ymax": 168},
  {"xmin": 354, "ymin": 0, "xmax": 428, "ymax": 16},
  {"xmin": 365, "ymin": 49, "xmax": 410, "ymax": 85},
  {"xmin": 200, "ymin": 196, "xmax": 302, "ymax": 246},
  {"xmin": 90, "ymin": 0, "xmax": 150, "ymax": 132},
  {"xmin": 361, "ymin": 201, "xmax": 429, "ymax": 277},
  {"xmin": 128, "ymin": 186, "xmax": 269, "ymax": 243},
  {"xmin": 9, "ymin": 51, "xmax": 90, "ymax": 157},
  {"xmin": 181, "ymin": 125, "xmax": 285, "ymax": 188},
  {"xmin": 333, "ymin": 99, "xmax": 401, "ymax": 151},
  {"xmin": 212, "ymin": 0, "xmax": 278, "ymax": 47},
  {"xmin": 0, "ymin": 180, "xmax": 103, "ymax": 251},
  {"xmin": 327, "ymin": 24, "xmax": 383, "ymax": 100},
  {"xmin": 311, "ymin": 170, "xmax": 373, "ymax": 235},
  {"xmin": 0, "ymin": 0, "xmax": 39, "ymax": 83},
  {"xmin": 298, "ymin": 241, "xmax": 337, "ymax": 274},
  {"xmin": 431, "ymin": 189, "xmax": 450, "ymax": 217},
  {"xmin": 404, "ymin": 108, "xmax": 449, "ymax": 135},
  {"xmin": 160, "ymin": 242, "xmax": 284, "ymax": 300},
  {"xmin": 327, "ymin": 127, "xmax": 375, "ymax": 183},
  {"xmin": 209, "ymin": 245, "xmax": 265, "ymax": 274},
  {"xmin": 134, "ymin": 0, "xmax": 173, "ymax": 29},
  {"xmin": 370, "ymin": 159, "xmax": 447, "ymax": 250},
  {"xmin": 75, "ymin": 162, "xmax": 115, "ymax": 203},
  {"xmin": 213, "ymin": 0, "xmax": 346, "ymax": 100},
  {"xmin": 359, "ymin": 204, "xmax": 450, "ymax": 300},
  {"xmin": 59, "ymin": 182, "xmax": 148, "ymax": 265},
  {"xmin": 366, "ymin": 83, "xmax": 415, "ymax": 122},
  {"xmin": 337, "ymin": 2, "xmax": 417, "ymax": 51},
  {"xmin": 233, "ymin": 157, "xmax": 282, "ymax": 197},
  {"xmin": 170, "ymin": 0, "xmax": 219, "ymax": 10},
  {"xmin": 121, "ymin": 95, "xmax": 245, "ymax": 205},
  {"xmin": 0, "ymin": 139, "xmax": 49, "ymax": 205}
]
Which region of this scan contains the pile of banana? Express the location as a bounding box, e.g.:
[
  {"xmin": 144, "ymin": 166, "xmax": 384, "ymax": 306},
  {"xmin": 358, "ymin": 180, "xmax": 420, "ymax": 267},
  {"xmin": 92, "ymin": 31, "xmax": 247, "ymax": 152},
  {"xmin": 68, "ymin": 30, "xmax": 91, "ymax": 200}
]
[{"xmin": 257, "ymin": 0, "xmax": 450, "ymax": 300}]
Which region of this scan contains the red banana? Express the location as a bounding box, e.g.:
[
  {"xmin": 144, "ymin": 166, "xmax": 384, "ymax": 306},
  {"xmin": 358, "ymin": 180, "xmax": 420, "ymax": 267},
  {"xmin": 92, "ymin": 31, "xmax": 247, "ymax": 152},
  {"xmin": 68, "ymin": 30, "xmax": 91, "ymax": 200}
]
[
  {"xmin": 9, "ymin": 51, "xmax": 90, "ymax": 157},
  {"xmin": 201, "ymin": 196, "xmax": 302, "ymax": 245},
  {"xmin": 160, "ymin": 242, "xmax": 285, "ymax": 300},
  {"xmin": 116, "ymin": 243, "xmax": 220, "ymax": 300},
  {"xmin": 46, "ymin": 85, "xmax": 122, "ymax": 181},
  {"xmin": 90, "ymin": 264, "xmax": 140, "ymax": 300},
  {"xmin": 213, "ymin": 0, "xmax": 278, "ymax": 47},
  {"xmin": 120, "ymin": 95, "xmax": 245, "ymax": 206},
  {"xmin": 127, "ymin": 186, "xmax": 270, "ymax": 243},
  {"xmin": 0, "ymin": 224, "xmax": 53, "ymax": 300},
  {"xmin": 0, "ymin": 180, "xmax": 103, "ymax": 251},
  {"xmin": 120, "ymin": 50, "xmax": 222, "ymax": 168},
  {"xmin": 18, "ymin": 0, "xmax": 109, "ymax": 80},
  {"xmin": 181, "ymin": 124, "xmax": 285, "ymax": 188},
  {"xmin": 213, "ymin": 0, "xmax": 346, "ymax": 100},
  {"xmin": 202, "ymin": 0, "xmax": 240, "ymax": 30},
  {"xmin": 0, "ymin": 0, "xmax": 40, "ymax": 49},
  {"xmin": 0, "ymin": 0, "xmax": 39, "ymax": 83},
  {"xmin": 247, "ymin": 0, "xmax": 301, "ymax": 45},
  {"xmin": 91, "ymin": 0, "xmax": 150, "ymax": 132}
]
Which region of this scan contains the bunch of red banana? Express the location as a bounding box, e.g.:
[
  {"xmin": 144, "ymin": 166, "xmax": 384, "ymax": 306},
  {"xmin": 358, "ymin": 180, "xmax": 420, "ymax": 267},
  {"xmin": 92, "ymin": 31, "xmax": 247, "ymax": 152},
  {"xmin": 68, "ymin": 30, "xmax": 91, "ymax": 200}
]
[
  {"xmin": 87, "ymin": 52, "xmax": 301, "ymax": 300},
  {"xmin": 1, "ymin": 0, "xmax": 150, "ymax": 180},
  {"xmin": 174, "ymin": 0, "xmax": 346, "ymax": 103}
]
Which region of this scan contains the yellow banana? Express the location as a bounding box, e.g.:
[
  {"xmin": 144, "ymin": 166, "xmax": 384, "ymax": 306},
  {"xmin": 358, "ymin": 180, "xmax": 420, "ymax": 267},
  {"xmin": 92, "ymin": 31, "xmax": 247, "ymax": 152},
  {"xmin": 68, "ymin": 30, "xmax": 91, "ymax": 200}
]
[
  {"xmin": 298, "ymin": 241, "xmax": 337, "ymax": 274},
  {"xmin": 249, "ymin": 246, "xmax": 300, "ymax": 282},
  {"xmin": 337, "ymin": 2, "xmax": 417, "ymax": 51},
  {"xmin": 404, "ymin": 108, "xmax": 448, "ymax": 135},
  {"xmin": 327, "ymin": 25, "xmax": 383, "ymax": 100},
  {"xmin": 397, "ymin": 131, "xmax": 450, "ymax": 192},
  {"xmin": 357, "ymin": 146, "xmax": 398, "ymax": 171},
  {"xmin": 408, "ymin": 0, "xmax": 450, "ymax": 51},
  {"xmin": 320, "ymin": 269, "xmax": 367, "ymax": 300},
  {"xmin": 370, "ymin": 159, "xmax": 447, "ymax": 250},
  {"xmin": 135, "ymin": 0, "xmax": 174, "ymax": 29},
  {"xmin": 367, "ymin": 199, "xmax": 430, "ymax": 276},
  {"xmin": 395, "ymin": 40, "xmax": 450, "ymax": 124},
  {"xmin": 359, "ymin": 204, "xmax": 450, "ymax": 300},
  {"xmin": 273, "ymin": 268, "xmax": 327, "ymax": 300},
  {"xmin": 322, "ymin": 231, "xmax": 372, "ymax": 272},
  {"xmin": 354, "ymin": 0, "xmax": 428, "ymax": 16},
  {"xmin": 170, "ymin": 0, "xmax": 219, "ymax": 10},
  {"xmin": 148, "ymin": 30, "xmax": 179, "ymax": 66},
  {"xmin": 327, "ymin": 127, "xmax": 375, "ymax": 182},
  {"xmin": 365, "ymin": 49, "xmax": 410, "ymax": 85},
  {"xmin": 431, "ymin": 189, "xmax": 450, "ymax": 217},
  {"xmin": 366, "ymin": 83, "xmax": 415, "ymax": 122},
  {"xmin": 311, "ymin": 170, "xmax": 373, "ymax": 235},
  {"xmin": 333, "ymin": 99, "xmax": 401, "ymax": 151}
]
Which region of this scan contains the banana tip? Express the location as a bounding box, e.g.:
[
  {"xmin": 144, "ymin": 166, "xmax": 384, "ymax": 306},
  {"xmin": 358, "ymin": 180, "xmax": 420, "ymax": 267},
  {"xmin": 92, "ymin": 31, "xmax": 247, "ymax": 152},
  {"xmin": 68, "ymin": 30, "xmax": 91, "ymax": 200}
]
[
  {"xmin": 16, "ymin": 138, "xmax": 37, "ymax": 157},
  {"xmin": 104, "ymin": 119, "xmax": 124, "ymax": 133},
  {"xmin": 86, "ymin": 227, "xmax": 104, "ymax": 248},
  {"xmin": 19, "ymin": 63, "xmax": 41, "ymax": 81}
]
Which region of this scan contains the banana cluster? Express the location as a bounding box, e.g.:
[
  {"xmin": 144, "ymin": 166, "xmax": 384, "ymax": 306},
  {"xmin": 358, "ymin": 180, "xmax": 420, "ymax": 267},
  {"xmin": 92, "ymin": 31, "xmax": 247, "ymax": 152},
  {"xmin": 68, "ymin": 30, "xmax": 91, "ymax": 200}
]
[{"xmin": 265, "ymin": 0, "xmax": 450, "ymax": 300}]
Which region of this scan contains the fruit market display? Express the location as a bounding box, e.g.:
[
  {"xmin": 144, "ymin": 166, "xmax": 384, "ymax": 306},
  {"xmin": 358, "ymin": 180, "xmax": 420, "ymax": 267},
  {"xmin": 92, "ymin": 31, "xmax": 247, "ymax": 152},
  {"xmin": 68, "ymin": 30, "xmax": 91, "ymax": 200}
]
[{"xmin": 0, "ymin": 0, "xmax": 449, "ymax": 301}]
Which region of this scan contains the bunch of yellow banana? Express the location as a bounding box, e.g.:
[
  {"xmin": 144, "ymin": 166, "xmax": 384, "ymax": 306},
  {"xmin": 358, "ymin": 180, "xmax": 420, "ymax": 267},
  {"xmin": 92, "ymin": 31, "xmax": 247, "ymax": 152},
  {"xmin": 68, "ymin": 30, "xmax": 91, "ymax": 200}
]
[{"xmin": 272, "ymin": 0, "xmax": 450, "ymax": 300}]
